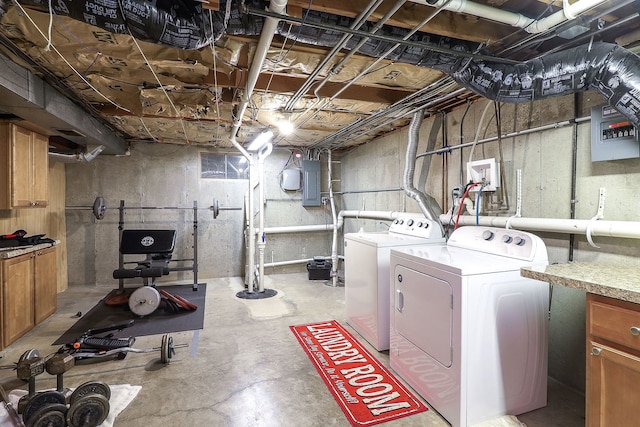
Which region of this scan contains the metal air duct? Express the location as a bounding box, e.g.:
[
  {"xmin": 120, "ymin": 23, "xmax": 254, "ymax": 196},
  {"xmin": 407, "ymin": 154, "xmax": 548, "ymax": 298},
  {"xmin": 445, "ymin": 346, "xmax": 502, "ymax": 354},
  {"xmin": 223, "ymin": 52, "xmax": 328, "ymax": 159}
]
[{"xmin": 0, "ymin": 53, "xmax": 127, "ymax": 154}]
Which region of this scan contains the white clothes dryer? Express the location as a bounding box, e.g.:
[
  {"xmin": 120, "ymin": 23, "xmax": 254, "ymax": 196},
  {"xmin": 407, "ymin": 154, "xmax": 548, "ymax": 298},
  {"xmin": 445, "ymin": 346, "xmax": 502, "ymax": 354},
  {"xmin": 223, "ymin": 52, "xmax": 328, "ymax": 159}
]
[
  {"xmin": 344, "ymin": 215, "xmax": 444, "ymax": 351},
  {"xmin": 389, "ymin": 226, "xmax": 549, "ymax": 427}
]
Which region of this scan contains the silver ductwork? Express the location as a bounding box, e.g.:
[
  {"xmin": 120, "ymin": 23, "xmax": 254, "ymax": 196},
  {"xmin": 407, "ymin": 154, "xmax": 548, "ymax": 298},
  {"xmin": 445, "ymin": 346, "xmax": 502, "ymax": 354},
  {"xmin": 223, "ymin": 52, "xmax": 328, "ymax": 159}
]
[
  {"xmin": 0, "ymin": 53, "xmax": 127, "ymax": 155},
  {"xmin": 404, "ymin": 109, "xmax": 444, "ymax": 233},
  {"xmin": 48, "ymin": 145, "xmax": 105, "ymax": 163}
]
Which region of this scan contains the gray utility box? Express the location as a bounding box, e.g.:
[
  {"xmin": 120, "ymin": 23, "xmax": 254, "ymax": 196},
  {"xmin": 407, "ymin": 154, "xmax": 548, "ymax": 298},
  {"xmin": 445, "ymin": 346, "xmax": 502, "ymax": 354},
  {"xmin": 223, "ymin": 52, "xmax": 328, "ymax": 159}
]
[
  {"xmin": 591, "ymin": 105, "xmax": 638, "ymax": 162},
  {"xmin": 302, "ymin": 160, "xmax": 321, "ymax": 206}
]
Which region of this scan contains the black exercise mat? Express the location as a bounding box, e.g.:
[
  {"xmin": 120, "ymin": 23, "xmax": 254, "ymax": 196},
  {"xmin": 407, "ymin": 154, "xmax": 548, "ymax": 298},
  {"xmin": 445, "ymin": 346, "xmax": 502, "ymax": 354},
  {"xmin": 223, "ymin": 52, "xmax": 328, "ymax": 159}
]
[{"xmin": 53, "ymin": 284, "xmax": 206, "ymax": 345}]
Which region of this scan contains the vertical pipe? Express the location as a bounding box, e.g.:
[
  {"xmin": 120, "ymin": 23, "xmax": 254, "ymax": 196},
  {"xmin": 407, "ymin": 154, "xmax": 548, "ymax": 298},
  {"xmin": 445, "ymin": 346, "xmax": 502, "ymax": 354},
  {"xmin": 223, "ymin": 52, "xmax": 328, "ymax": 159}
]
[
  {"xmin": 328, "ymin": 150, "xmax": 339, "ymax": 287},
  {"xmin": 442, "ymin": 112, "xmax": 448, "ymax": 211},
  {"xmin": 569, "ymin": 94, "xmax": 579, "ymax": 261},
  {"xmin": 228, "ymin": 0, "xmax": 288, "ymax": 292}
]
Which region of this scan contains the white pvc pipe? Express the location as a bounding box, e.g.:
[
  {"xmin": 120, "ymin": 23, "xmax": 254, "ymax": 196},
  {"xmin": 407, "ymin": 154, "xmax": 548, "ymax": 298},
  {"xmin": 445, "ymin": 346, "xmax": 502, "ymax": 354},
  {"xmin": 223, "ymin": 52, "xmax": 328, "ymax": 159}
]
[
  {"xmin": 530, "ymin": 0, "xmax": 607, "ymax": 33},
  {"xmin": 444, "ymin": 215, "xmax": 640, "ymax": 239},
  {"xmin": 259, "ymin": 210, "xmax": 406, "ymax": 235},
  {"xmin": 328, "ymin": 151, "xmax": 339, "ymax": 286},
  {"xmin": 414, "ymin": 0, "xmax": 608, "ymax": 34},
  {"xmin": 257, "ymin": 143, "xmax": 273, "ymax": 292},
  {"xmin": 228, "ymin": 0, "xmax": 287, "ymax": 292}
]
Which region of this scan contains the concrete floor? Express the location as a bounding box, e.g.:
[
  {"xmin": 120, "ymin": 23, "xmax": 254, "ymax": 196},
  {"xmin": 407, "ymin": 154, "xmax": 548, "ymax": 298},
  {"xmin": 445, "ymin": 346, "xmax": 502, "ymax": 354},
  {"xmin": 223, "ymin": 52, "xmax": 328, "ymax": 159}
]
[{"xmin": 0, "ymin": 273, "xmax": 585, "ymax": 426}]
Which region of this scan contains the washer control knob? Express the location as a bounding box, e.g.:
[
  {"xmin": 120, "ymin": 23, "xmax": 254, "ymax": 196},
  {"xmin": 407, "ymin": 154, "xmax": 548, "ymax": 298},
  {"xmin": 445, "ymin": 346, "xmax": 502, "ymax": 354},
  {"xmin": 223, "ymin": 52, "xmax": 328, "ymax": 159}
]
[
  {"xmin": 397, "ymin": 219, "xmax": 404, "ymax": 225},
  {"xmin": 417, "ymin": 221, "xmax": 423, "ymax": 228},
  {"xmin": 407, "ymin": 219, "xmax": 414, "ymax": 226},
  {"xmin": 502, "ymin": 235, "xmax": 513, "ymax": 244},
  {"xmin": 482, "ymin": 230, "xmax": 495, "ymax": 241},
  {"xmin": 514, "ymin": 236, "xmax": 526, "ymax": 246}
]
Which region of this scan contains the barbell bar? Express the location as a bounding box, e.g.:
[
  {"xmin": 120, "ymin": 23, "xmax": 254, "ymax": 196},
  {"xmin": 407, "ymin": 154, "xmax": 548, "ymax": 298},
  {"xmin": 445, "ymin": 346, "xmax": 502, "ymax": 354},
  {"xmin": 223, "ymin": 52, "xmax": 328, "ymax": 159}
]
[{"xmin": 66, "ymin": 197, "xmax": 242, "ymax": 220}]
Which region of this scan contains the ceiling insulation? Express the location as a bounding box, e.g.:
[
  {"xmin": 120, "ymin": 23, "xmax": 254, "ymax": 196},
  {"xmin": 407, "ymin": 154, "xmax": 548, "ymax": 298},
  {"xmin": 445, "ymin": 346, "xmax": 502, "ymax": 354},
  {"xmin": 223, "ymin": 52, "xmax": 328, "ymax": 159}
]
[{"xmin": 0, "ymin": 0, "xmax": 639, "ymax": 153}]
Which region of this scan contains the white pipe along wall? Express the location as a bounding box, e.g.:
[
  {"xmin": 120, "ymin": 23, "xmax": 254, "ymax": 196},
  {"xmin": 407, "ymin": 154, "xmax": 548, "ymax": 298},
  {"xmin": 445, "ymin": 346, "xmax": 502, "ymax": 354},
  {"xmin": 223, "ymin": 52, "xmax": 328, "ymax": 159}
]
[
  {"xmin": 413, "ymin": 0, "xmax": 609, "ymax": 33},
  {"xmin": 446, "ymin": 215, "xmax": 640, "ymax": 240}
]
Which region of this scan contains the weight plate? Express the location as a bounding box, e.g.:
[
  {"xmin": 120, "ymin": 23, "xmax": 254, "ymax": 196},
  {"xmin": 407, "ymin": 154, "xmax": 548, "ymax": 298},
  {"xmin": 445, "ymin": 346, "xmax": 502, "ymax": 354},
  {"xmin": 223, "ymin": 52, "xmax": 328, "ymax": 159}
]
[
  {"xmin": 92, "ymin": 196, "xmax": 106, "ymax": 220},
  {"xmin": 69, "ymin": 380, "xmax": 111, "ymax": 405},
  {"xmin": 22, "ymin": 391, "xmax": 67, "ymax": 423},
  {"xmin": 67, "ymin": 393, "xmax": 110, "ymax": 427},
  {"xmin": 128, "ymin": 286, "xmax": 161, "ymax": 316},
  {"xmin": 25, "ymin": 403, "xmax": 67, "ymax": 427},
  {"xmin": 212, "ymin": 198, "xmax": 219, "ymax": 219},
  {"xmin": 160, "ymin": 334, "xmax": 175, "ymax": 364}
]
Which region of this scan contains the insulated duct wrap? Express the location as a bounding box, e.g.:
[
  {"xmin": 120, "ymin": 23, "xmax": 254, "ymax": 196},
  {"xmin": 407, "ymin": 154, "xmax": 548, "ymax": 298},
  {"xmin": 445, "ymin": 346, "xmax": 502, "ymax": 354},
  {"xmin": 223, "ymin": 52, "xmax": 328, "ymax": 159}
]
[
  {"xmin": 14, "ymin": 0, "xmax": 221, "ymax": 49},
  {"xmin": 452, "ymin": 42, "xmax": 640, "ymax": 125}
]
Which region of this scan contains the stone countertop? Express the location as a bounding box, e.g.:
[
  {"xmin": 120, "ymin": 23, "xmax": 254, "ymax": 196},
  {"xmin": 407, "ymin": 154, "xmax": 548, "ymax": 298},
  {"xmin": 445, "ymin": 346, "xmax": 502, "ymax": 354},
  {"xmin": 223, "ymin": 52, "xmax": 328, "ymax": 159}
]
[
  {"xmin": 0, "ymin": 241, "xmax": 58, "ymax": 259},
  {"xmin": 521, "ymin": 262, "xmax": 640, "ymax": 305}
]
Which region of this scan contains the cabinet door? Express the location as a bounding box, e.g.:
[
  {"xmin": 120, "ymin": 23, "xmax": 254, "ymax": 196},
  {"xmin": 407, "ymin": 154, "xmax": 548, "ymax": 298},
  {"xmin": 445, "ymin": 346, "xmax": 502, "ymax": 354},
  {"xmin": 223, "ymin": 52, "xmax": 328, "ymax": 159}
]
[
  {"xmin": 10, "ymin": 124, "xmax": 33, "ymax": 208},
  {"xmin": 587, "ymin": 342, "xmax": 640, "ymax": 427},
  {"xmin": 34, "ymin": 247, "xmax": 57, "ymax": 323},
  {"xmin": 3, "ymin": 123, "xmax": 48, "ymax": 208},
  {"xmin": 2, "ymin": 254, "xmax": 35, "ymax": 348}
]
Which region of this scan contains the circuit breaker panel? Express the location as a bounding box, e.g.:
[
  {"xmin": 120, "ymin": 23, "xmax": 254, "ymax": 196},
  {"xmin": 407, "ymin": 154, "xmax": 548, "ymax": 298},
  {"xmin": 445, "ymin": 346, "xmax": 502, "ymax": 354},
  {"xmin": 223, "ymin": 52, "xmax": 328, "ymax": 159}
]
[{"xmin": 591, "ymin": 105, "xmax": 638, "ymax": 162}]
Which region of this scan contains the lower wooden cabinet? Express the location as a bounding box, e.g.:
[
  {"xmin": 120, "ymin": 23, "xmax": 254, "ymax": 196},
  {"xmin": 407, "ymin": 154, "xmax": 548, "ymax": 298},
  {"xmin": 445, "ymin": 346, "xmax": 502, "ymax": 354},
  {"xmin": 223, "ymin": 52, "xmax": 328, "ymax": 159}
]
[
  {"xmin": 0, "ymin": 246, "xmax": 57, "ymax": 349},
  {"xmin": 587, "ymin": 293, "xmax": 640, "ymax": 427}
]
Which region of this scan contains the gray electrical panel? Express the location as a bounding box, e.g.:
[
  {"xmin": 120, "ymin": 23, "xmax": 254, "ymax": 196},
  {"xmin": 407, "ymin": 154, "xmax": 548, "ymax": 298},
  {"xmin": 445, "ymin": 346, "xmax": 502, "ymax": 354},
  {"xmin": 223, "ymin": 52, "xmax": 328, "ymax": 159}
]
[
  {"xmin": 591, "ymin": 105, "xmax": 638, "ymax": 162},
  {"xmin": 302, "ymin": 160, "xmax": 321, "ymax": 206}
]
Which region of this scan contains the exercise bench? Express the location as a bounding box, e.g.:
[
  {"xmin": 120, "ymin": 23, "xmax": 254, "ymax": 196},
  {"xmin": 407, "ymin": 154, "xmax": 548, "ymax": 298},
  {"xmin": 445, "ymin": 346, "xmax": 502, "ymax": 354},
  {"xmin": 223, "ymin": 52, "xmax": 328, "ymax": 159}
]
[{"xmin": 112, "ymin": 229, "xmax": 176, "ymax": 285}]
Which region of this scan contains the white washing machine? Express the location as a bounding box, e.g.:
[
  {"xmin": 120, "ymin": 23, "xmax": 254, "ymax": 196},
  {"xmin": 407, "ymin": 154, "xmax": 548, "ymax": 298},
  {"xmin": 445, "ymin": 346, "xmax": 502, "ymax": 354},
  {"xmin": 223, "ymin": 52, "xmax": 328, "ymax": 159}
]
[
  {"xmin": 344, "ymin": 215, "xmax": 445, "ymax": 351},
  {"xmin": 389, "ymin": 226, "xmax": 549, "ymax": 427}
]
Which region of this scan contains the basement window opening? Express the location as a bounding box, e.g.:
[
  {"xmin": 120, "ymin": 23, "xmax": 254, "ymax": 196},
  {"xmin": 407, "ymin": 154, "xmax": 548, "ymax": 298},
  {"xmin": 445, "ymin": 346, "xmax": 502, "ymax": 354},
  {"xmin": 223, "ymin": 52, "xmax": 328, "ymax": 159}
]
[{"xmin": 200, "ymin": 153, "xmax": 249, "ymax": 180}]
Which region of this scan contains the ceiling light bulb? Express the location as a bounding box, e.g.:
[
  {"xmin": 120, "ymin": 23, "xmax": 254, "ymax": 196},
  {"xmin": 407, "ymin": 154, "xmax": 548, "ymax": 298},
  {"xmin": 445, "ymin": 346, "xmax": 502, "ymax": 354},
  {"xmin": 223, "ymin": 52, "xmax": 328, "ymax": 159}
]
[{"xmin": 278, "ymin": 120, "xmax": 294, "ymax": 136}]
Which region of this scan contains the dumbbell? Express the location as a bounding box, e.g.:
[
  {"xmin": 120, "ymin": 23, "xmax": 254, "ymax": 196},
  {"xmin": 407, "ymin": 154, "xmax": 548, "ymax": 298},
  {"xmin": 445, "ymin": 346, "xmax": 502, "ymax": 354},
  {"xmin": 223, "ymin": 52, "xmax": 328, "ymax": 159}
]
[
  {"xmin": 16, "ymin": 355, "xmax": 46, "ymax": 413},
  {"xmin": 45, "ymin": 353, "xmax": 75, "ymax": 400}
]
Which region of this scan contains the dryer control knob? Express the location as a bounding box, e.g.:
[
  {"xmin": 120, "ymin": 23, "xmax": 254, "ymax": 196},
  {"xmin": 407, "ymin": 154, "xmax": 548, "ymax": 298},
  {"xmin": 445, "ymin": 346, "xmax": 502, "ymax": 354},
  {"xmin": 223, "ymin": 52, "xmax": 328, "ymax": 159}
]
[
  {"xmin": 514, "ymin": 236, "xmax": 526, "ymax": 246},
  {"xmin": 407, "ymin": 219, "xmax": 414, "ymax": 226},
  {"xmin": 503, "ymin": 235, "xmax": 513, "ymax": 244},
  {"xmin": 482, "ymin": 230, "xmax": 495, "ymax": 241}
]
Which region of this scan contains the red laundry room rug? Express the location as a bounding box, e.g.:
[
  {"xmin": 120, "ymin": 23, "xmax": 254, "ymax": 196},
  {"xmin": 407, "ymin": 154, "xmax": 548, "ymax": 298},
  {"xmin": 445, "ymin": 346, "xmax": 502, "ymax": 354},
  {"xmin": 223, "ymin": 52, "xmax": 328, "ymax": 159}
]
[{"xmin": 290, "ymin": 320, "xmax": 428, "ymax": 426}]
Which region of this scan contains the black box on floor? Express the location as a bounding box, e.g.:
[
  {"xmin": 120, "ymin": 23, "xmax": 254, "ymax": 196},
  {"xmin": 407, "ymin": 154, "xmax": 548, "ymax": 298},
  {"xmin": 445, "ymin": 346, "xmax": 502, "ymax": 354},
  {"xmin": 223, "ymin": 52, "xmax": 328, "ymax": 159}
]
[{"xmin": 307, "ymin": 257, "xmax": 332, "ymax": 280}]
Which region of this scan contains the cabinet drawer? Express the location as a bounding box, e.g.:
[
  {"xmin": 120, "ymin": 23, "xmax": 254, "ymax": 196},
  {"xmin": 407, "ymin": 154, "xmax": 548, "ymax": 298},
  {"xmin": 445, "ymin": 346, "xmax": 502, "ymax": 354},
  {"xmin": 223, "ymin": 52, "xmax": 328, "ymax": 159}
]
[{"xmin": 590, "ymin": 299, "xmax": 640, "ymax": 352}]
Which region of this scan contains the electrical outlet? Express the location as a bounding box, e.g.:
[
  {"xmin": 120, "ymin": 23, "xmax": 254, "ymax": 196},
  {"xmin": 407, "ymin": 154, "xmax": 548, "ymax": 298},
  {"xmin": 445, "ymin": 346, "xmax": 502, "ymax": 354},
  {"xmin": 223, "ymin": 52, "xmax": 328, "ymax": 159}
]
[{"xmin": 467, "ymin": 158, "xmax": 500, "ymax": 192}]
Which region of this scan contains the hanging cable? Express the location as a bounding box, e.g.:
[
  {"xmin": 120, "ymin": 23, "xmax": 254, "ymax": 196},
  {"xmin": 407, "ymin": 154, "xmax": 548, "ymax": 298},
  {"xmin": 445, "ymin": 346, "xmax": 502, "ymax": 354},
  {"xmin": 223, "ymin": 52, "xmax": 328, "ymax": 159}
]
[
  {"xmin": 12, "ymin": 0, "xmax": 131, "ymax": 113},
  {"xmin": 115, "ymin": 0, "xmax": 190, "ymax": 144},
  {"xmin": 44, "ymin": 0, "xmax": 53, "ymax": 51},
  {"xmin": 475, "ymin": 185, "xmax": 483, "ymax": 225},
  {"xmin": 454, "ymin": 182, "xmax": 480, "ymax": 230}
]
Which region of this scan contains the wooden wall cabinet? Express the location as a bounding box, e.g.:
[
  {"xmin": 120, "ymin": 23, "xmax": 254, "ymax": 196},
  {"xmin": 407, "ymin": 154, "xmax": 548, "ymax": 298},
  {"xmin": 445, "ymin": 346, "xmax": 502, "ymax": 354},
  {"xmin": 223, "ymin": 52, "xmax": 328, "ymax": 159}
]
[
  {"xmin": 0, "ymin": 246, "xmax": 57, "ymax": 349},
  {"xmin": 587, "ymin": 293, "xmax": 640, "ymax": 427},
  {"xmin": 0, "ymin": 122, "xmax": 49, "ymax": 209}
]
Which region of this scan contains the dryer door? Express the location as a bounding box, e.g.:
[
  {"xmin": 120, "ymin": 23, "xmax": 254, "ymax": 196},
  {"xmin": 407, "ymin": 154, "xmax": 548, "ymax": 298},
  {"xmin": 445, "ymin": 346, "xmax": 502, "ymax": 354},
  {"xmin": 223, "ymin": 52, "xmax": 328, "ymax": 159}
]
[{"xmin": 393, "ymin": 265, "xmax": 453, "ymax": 368}]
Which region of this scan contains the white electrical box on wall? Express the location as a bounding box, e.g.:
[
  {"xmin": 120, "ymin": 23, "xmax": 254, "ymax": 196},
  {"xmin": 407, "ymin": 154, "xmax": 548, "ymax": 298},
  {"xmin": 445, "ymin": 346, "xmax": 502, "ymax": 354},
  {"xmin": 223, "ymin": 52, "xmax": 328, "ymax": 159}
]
[
  {"xmin": 466, "ymin": 158, "xmax": 500, "ymax": 192},
  {"xmin": 281, "ymin": 168, "xmax": 301, "ymax": 191}
]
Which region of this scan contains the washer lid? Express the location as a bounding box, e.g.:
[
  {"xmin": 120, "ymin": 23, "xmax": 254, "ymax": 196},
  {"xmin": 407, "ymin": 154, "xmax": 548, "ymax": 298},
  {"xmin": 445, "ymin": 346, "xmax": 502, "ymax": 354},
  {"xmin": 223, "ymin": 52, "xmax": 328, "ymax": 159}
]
[{"xmin": 345, "ymin": 232, "xmax": 444, "ymax": 247}]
